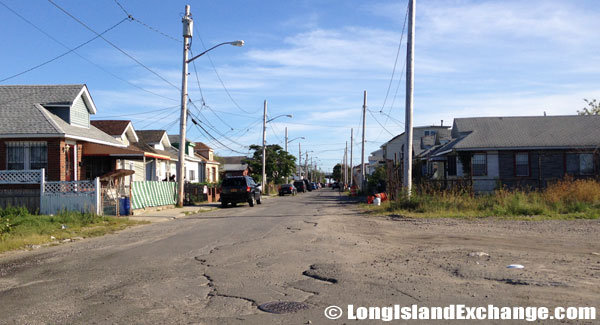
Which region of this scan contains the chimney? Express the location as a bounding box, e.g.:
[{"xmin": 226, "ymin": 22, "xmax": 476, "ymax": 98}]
[{"xmin": 441, "ymin": 120, "xmax": 444, "ymax": 127}]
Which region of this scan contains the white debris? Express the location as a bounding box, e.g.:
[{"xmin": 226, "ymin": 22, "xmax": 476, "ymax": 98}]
[{"xmin": 507, "ymin": 264, "xmax": 525, "ymax": 269}]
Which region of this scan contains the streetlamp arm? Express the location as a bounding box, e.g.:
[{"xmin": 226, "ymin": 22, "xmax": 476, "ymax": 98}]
[
  {"xmin": 287, "ymin": 136, "xmax": 305, "ymax": 144},
  {"xmin": 266, "ymin": 114, "xmax": 293, "ymax": 123},
  {"xmin": 188, "ymin": 40, "xmax": 244, "ymax": 63}
]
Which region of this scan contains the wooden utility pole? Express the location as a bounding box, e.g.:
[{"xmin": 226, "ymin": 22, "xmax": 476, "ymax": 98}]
[
  {"xmin": 361, "ymin": 91, "xmax": 367, "ymax": 191},
  {"xmin": 177, "ymin": 5, "xmax": 193, "ymax": 207},
  {"xmin": 350, "ymin": 128, "xmax": 353, "ymax": 186},
  {"xmin": 403, "ymin": 0, "xmax": 415, "ymax": 196}
]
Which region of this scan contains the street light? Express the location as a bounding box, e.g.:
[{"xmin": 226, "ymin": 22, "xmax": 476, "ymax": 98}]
[
  {"xmin": 178, "ymin": 5, "xmax": 243, "ymax": 206},
  {"xmin": 284, "ymin": 130, "xmax": 304, "ymax": 183},
  {"xmin": 262, "ymin": 101, "xmax": 292, "ymax": 192}
]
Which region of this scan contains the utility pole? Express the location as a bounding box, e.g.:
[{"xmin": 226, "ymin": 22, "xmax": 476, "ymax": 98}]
[
  {"xmin": 404, "ymin": 0, "xmax": 415, "ymax": 197},
  {"xmin": 361, "ymin": 90, "xmax": 367, "ymax": 192},
  {"xmin": 305, "ymin": 151, "xmax": 308, "ymax": 182},
  {"xmin": 298, "ymin": 142, "xmax": 301, "ymax": 179},
  {"xmin": 344, "ymin": 141, "xmax": 348, "ymax": 187},
  {"xmin": 262, "ymin": 100, "xmax": 267, "ymax": 190},
  {"xmin": 285, "ymin": 127, "xmax": 288, "ymax": 184},
  {"xmin": 177, "ymin": 5, "xmax": 193, "ymax": 207},
  {"xmin": 350, "ymin": 128, "xmax": 353, "ymax": 187}
]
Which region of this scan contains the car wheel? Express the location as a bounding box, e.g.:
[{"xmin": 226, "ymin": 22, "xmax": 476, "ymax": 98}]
[
  {"xmin": 248, "ymin": 195, "xmax": 255, "ymax": 207},
  {"xmin": 231, "ymin": 202, "xmax": 237, "ymax": 207},
  {"xmin": 221, "ymin": 201, "xmax": 228, "ymax": 208}
]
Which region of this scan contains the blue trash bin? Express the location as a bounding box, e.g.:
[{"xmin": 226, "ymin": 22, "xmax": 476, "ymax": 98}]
[{"xmin": 119, "ymin": 197, "xmax": 131, "ymax": 216}]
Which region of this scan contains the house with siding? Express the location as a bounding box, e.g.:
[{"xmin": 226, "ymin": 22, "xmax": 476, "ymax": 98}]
[
  {"xmin": 168, "ymin": 135, "xmax": 203, "ymax": 183},
  {"xmin": 194, "ymin": 142, "xmax": 220, "ymax": 183},
  {"xmin": 136, "ymin": 130, "xmax": 178, "ymax": 181},
  {"xmin": 432, "ymin": 115, "xmax": 600, "ymax": 193},
  {"xmin": 87, "ymin": 120, "xmax": 173, "ymax": 183},
  {"xmin": 0, "ymin": 84, "xmax": 124, "ymax": 181},
  {"xmin": 221, "ymin": 156, "xmax": 250, "ymax": 177},
  {"xmin": 381, "ymin": 125, "xmax": 451, "ymax": 165}
]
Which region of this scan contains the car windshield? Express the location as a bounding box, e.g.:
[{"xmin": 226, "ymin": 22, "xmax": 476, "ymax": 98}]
[{"xmin": 222, "ymin": 178, "xmax": 245, "ymax": 186}]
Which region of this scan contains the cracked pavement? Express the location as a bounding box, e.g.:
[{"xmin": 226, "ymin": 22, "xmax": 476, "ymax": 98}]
[{"xmin": 1, "ymin": 190, "xmax": 599, "ymax": 324}]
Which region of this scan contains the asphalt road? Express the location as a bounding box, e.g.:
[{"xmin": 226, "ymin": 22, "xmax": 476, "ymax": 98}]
[{"xmin": 1, "ymin": 189, "xmax": 598, "ymax": 324}]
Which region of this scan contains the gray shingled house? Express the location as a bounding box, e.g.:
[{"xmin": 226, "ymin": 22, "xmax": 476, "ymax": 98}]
[
  {"xmin": 0, "ymin": 85, "xmax": 124, "ymax": 181},
  {"xmin": 431, "ymin": 115, "xmax": 600, "ymax": 193}
]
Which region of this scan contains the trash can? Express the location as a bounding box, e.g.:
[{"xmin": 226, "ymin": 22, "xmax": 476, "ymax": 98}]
[{"xmin": 119, "ymin": 197, "xmax": 131, "ymax": 216}]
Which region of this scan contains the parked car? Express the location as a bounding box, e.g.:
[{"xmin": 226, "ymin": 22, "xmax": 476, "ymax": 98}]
[
  {"xmin": 220, "ymin": 176, "xmax": 262, "ymax": 208},
  {"xmin": 310, "ymin": 182, "xmax": 317, "ymax": 190},
  {"xmin": 332, "ymin": 182, "xmax": 340, "ymax": 189},
  {"xmin": 293, "ymin": 180, "xmax": 307, "ymax": 193},
  {"xmin": 303, "ymin": 179, "xmax": 312, "ymax": 191},
  {"xmin": 278, "ymin": 184, "xmax": 297, "ymax": 196}
]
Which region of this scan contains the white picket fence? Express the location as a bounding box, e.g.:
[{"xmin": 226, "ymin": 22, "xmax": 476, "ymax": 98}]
[{"xmin": 0, "ymin": 169, "xmax": 101, "ymax": 215}]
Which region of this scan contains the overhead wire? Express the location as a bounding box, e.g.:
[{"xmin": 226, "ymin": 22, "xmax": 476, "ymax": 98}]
[
  {"xmin": 47, "ymin": 0, "xmax": 180, "ymax": 90},
  {"xmin": 0, "ymin": 0, "xmax": 177, "ymax": 100},
  {"xmin": 0, "ymin": 13, "xmax": 128, "ymax": 82},
  {"xmin": 193, "ymin": 25, "xmax": 259, "ymax": 114}
]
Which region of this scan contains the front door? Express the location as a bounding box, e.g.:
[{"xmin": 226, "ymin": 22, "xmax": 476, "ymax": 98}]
[{"xmin": 64, "ymin": 144, "xmax": 75, "ymax": 181}]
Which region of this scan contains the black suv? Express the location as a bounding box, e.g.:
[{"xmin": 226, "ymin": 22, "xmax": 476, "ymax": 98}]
[
  {"xmin": 293, "ymin": 180, "xmax": 306, "ymax": 193},
  {"xmin": 220, "ymin": 176, "xmax": 262, "ymax": 208}
]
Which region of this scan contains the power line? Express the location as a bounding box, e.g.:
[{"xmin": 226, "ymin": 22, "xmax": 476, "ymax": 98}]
[
  {"xmin": 380, "ymin": 3, "xmax": 409, "ymax": 112},
  {"xmin": 0, "ymin": 15, "xmax": 127, "ymax": 82},
  {"xmin": 0, "ymin": 0, "xmax": 177, "ymax": 100},
  {"xmin": 192, "ymin": 27, "xmax": 259, "ymax": 114},
  {"xmin": 98, "ymin": 105, "xmax": 179, "ymax": 118},
  {"xmin": 47, "ymin": 0, "xmax": 180, "ymax": 90},
  {"xmin": 112, "ymin": 0, "xmax": 181, "ymax": 43},
  {"xmin": 367, "ymin": 108, "xmax": 395, "ymax": 136}
]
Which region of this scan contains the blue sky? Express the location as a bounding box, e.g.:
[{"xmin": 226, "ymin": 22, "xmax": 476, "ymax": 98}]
[{"xmin": 1, "ymin": 0, "xmax": 599, "ymax": 171}]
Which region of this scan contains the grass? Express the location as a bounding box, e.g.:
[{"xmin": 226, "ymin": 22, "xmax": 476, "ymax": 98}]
[
  {"xmin": 0, "ymin": 207, "xmax": 145, "ymax": 254},
  {"xmin": 363, "ymin": 178, "xmax": 600, "ymax": 220}
]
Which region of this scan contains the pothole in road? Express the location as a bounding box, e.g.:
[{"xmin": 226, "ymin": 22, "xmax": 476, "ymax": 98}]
[
  {"xmin": 302, "ymin": 264, "xmax": 339, "ymax": 284},
  {"xmin": 258, "ymin": 301, "xmax": 310, "ymax": 314}
]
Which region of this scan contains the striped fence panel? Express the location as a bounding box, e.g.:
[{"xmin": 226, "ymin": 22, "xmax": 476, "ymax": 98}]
[{"xmin": 131, "ymin": 181, "xmax": 177, "ymax": 210}]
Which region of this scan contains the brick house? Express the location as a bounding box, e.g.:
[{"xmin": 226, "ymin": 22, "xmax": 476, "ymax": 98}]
[
  {"xmin": 432, "ymin": 115, "xmax": 600, "ymax": 192},
  {"xmin": 0, "ymin": 85, "xmax": 124, "ymax": 181}
]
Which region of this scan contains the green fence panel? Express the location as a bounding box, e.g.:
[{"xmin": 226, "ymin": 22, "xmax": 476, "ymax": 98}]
[{"xmin": 131, "ymin": 181, "xmax": 176, "ymax": 210}]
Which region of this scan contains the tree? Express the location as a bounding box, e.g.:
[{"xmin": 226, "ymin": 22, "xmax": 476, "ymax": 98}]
[
  {"xmin": 246, "ymin": 144, "xmax": 296, "ymax": 184},
  {"xmin": 577, "ymin": 99, "xmax": 600, "ymax": 115},
  {"xmin": 332, "ymin": 163, "xmax": 351, "ymax": 183}
]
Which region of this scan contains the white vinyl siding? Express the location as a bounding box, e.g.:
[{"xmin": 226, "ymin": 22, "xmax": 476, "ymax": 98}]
[{"xmin": 71, "ymin": 96, "xmax": 90, "ymax": 128}]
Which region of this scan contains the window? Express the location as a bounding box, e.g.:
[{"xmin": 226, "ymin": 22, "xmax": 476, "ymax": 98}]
[
  {"xmin": 566, "ymin": 153, "xmax": 595, "ymax": 175},
  {"xmin": 515, "ymin": 153, "xmax": 529, "ymax": 177},
  {"xmin": 7, "ymin": 145, "xmax": 24, "ymax": 170},
  {"xmin": 447, "ymin": 156, "xmax": 457, "ymax": 176},
  {"xmin": 471, "ymin": 153, "xmax": 487, "ymax": 176},
  {"xmin": 190, "ymin": 170, "xmax": 195, "ymax": 181},
  {"xmin": 6, "ymin": 142, "xmax": 47, "ymax": 170},
  {"xmin": 424, "ymin": 130, "xmax": 437, "ymax": 136}
]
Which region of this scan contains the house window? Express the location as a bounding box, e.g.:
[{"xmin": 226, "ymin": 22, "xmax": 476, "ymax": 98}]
[
  {"xmin": 6, "ymin": 142, "xmax": 47, "ymax": 170},
  {"xmin": 566, "ymin": 153, "xmax": 595, "ymax": 175},
  {"xmin": 471, "ymin": 153, "xmax": 487, "ymax": 176},
  {"xmin": 515, "ymin": 152, "xmax": 529, "ymax": 177},
  {"xmin": 190, "ymin": 170, "xmax": 195, "ymax": 182},
  {"xmin": 424, "ymin": 130, "xmax": 437, "ymax": 136},
  {"xmin": 447, "ymin": 156, "xmax": 457, "ymax": 176}
]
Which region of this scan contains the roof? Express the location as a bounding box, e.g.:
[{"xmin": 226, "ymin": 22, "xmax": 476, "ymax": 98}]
[
  {"xmin": 221, "ymin": 156, "xmax": 249, "ymax": 164},
  {"xmin": 167, "ymin": 134, "xmax": 193, "ymax": 145},
  {"xmin": 90, "ymin": 120, "xmax": 131, "ymax": 136},
  {"xmin": 0, "ymin": 85, "xmax": 122, "ymax": 147},
  {"xmin": 137, "ymin": 130, "xmax": 167, "ymax": 144},
  {"xmin": 195, "ymin": 142, "xmax": 212, "ymax": 150},
  {"xmin": 451, "ymin": 115, "xmax": 600, "ymax": 150}
]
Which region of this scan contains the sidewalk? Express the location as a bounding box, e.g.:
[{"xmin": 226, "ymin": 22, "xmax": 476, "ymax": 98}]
[
  {"xmin": 128, "ymin": 203, "xmax": 220, "ymax": 223},
  {"xmin": 128, "ymin": 194, "xmax": 278, "ymax": 223}
]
